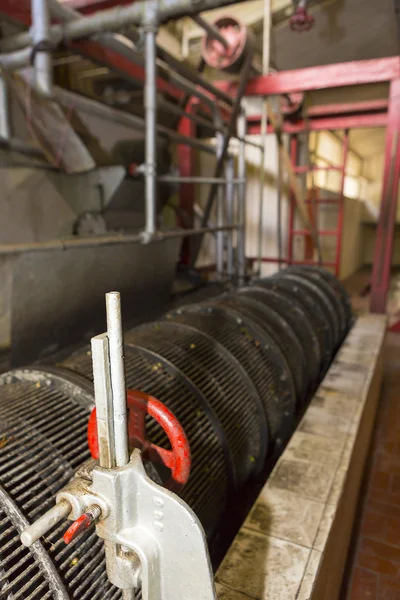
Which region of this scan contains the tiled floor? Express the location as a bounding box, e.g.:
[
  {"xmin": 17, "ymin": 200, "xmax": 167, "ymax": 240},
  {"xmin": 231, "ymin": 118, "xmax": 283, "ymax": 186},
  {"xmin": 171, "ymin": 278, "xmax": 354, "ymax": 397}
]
[{"xmin": 343, "ymin": 332, "xmax": 400, "ymax": 599}]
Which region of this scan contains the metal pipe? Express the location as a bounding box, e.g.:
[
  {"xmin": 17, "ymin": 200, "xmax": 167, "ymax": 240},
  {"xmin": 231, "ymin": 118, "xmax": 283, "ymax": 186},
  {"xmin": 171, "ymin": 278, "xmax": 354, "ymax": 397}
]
[
  {"xmin": 257, "ymin": 101, "xmax": 267, "ymax": 276},
  {"xmin": 237, "ymin": 111, "xmax": 247, "ymax": 285},
  {"xmin": 225, "ymin": 157, "xmax": 235, "ymax": 277},
  {"xmin": 0, "ymin": 226, "xmax": 239, "ymax": 255},
  {"xmin": 105, "ymin": 292, "xmax": 129, "ymax": 468},
  {"xmin": 0, "ymin": 76, "xmax": 11, "ymax": 141},
  {"xmin": 20, "ymin": 500, "xmax": 71, "ymax": 547},
  {"xmin": 31, "ymin": 0, "xmax": 53, "ymax": 96},
  {"xmin": 215, "ymin": 130, "xmax": 225, "ymax": 279},
  {"xmin": 157, "ymin": 176, "xmax": 244, "ymax": 184},
  {"xmin": 192, "ymin": 14, "xmax": 229, "ymax": 50},
  {"xmin": 144, "ymin": 26, "xmax": 157, "ymax": 238},
  {"xmin": 0, "ymin": 0, "xmax": 239, "ymax": 70}
]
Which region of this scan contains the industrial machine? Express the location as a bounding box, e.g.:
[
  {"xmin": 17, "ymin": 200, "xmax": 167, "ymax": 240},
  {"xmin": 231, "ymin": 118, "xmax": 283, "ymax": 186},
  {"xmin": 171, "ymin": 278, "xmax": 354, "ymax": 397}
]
[{"xmin": 0, "ymin": 266, "xmax": 351, "ymax": 599}]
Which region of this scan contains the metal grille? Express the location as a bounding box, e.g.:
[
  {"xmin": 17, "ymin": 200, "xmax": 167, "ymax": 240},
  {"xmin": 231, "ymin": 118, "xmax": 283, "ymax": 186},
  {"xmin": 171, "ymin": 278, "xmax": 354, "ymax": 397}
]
[
  {"xmin": 163, "ymin": 305, "xmax": 295, "ymax": 446},
  {"xmin": 61, "ymin": 345, "xmax": 229, "ymax": 538},
  {"xmin": 291, "ymin": 266, "xmax": 352, "ymax": 331},
  {"xmin": 278, "ymin": 272, "xmax": 339, "ymax": 348},
  {"xmin": 257, "ymin": 277, "xmax": 332, "ymax": 372},
  {"xmin": 124, "ymin": 321, "xmax": 268, "ymax": 486},
  {"xmin": 211, "ymin": 294, "xmax": 307, "ymax": 403},
  {"xmin": 0, "ymin": 379, "xmax": 120, "ymax": 600},
  {"xmin": 239, "ymin": 286, "xmax": 320, "ymax": 388}
]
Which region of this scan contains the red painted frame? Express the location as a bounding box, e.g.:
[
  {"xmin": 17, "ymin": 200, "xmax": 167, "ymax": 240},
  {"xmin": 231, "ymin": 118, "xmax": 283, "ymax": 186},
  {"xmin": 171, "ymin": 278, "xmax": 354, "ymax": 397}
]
[{"xmin": 240, "ymin": 57, "xmax": 399, "ymax": 312}]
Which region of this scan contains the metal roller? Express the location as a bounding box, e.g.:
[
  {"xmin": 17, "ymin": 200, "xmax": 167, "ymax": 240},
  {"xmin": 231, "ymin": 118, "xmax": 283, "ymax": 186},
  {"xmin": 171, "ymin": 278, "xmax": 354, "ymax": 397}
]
[
  {"xmin": 238, "ymin": 285, "xmax": 321, "ymax": 389},
  {"xmin": 288, "ymin": 266, "xmax": 353, "ymax": 331},
  {"xmin": 123, "ymin": 321, "xmax": 269, "ymax": 486},
  {"xmin": 256, "ymin": 276, "xmax": 333, "ymax": 373},
  {"xmin": 211, "ymin": 293, "xmax": 308, "ymax": 403},
  {"xmin": 162, "ymin": 302, "xmax": 296, "ymax": 450},
  {"xmin": 61, "ymin": 344, "xmax": 230, "ymax": 539},
  {"xmin": 277, "ymin": 271, "xmax": 340, "ymax": 348}
]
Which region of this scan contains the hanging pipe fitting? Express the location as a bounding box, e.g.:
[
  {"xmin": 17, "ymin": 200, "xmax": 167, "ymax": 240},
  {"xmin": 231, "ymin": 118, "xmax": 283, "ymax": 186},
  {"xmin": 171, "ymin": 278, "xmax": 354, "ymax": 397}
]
[{"xmin": 290, "ymin": 0, "xmax": 315, "ymax": 32}]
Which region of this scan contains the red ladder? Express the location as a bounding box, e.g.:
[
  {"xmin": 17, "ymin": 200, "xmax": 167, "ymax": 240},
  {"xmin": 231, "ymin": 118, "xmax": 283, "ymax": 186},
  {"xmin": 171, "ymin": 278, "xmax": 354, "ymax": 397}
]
[{"xmin": 287, "ymin": 130, "xmax": 349, "ymax": 277}]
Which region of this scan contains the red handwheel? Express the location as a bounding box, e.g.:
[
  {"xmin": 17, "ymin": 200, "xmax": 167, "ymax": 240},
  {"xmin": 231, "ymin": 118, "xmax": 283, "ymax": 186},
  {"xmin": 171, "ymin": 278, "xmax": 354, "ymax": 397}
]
[{"xmin": 87, "ymin": 390, "xmax": 191, "ymax": 493}]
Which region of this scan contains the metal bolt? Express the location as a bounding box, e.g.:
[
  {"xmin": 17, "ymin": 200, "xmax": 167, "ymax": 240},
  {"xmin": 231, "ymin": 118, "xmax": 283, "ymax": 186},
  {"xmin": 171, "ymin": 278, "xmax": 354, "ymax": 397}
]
[{"xmin": 63, "ymin": 504, "xmax": 102, "ymax": 545}]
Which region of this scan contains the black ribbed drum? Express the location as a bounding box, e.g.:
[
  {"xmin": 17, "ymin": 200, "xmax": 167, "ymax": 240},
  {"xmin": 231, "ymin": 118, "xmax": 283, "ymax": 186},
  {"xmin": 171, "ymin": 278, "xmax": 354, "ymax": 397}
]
[
  {"xmin": 238, "ymin": 286, "xmax": 320, "ymax": 388},
  {"xmin": 162, "ymin": 303, "xmax": 295, "ymax": 448},
  {"xmin": 288, "ymin": 266, "xmax": 352, "ymax": 332},
  {"xmin": 211, "ymin": 294, "xmax": 308, "ymax": 404},
  {"xmin": 0, "ymin": 371, "xmax": 120, "ymax": 600},
  {"xmin": 61, "ymin": 344, "xmax": 230, "ymax": 538},
  {"xmin": 123, "ymin": 321, "xmax": 268, "ymax": 486},
  {"xmin": 277, "ymin": 271, "xmax": 340, "ymax": 349},
  {"xmin": 257, "ymin": 276, "xmax": 332, "ymax": 373}
]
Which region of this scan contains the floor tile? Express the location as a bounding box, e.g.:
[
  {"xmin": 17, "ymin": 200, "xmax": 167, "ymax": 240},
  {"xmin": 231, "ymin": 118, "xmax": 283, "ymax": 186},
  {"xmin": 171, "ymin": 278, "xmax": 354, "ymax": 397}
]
[
  {"xmin": 217, "ymin": 530, "xmax": 310, "ymax": 600},
  {"xmin": 244, "ymin": 487, "xmax": 325, "ymax": 548}
]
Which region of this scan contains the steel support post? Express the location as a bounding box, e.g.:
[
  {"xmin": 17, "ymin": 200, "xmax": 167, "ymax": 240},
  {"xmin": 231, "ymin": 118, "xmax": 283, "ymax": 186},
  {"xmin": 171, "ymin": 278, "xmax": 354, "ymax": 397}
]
[
  {"xmin": 370, "ymin": 79, "xmax": 400, "ymax": 313},
  {"xmin": 144, "ymin": 25, "xmax": 157, "ymax": 238},
  {"xmin": 178, "ymin": 102, "xmax": 196, "ymax": 265},
  {"xmin": 225, "ymin": 157, "xmax": 235, "ymax": 278},
  {"xmin": 287, "ymin": 135, "xmax": 298, "ymax": 265},
  {"xmin": 215, "ymin": 128, "xmax": 225, "ymax": 279},
  {"xmin": 237, "ymin": 112, "xmax": 247, "ymax": 285}
]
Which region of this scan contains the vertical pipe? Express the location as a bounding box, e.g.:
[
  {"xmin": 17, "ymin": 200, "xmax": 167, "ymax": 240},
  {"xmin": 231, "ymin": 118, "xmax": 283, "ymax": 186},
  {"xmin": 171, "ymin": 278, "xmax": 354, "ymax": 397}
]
[
  {"xmin": 237, "ymin": 111, "xmax": 247, "ymax": 285},
  {"xmin": 216, "ymin": 130, "xmax": 225, "ymax": 279},
  {"xmin": 32, "ymin": 0, "xmax": 52, "ymax": 97},
  {"xmin": 226, "ymin": 157, "xmax": 235, "ymax": 278},
  {"xmin": 144, "ymin": 26, "xmax": 157, "ymax": 237},
  {"xmin": 335, "ymin": 129, "xmax": 349, "ymax": 278},
  {"xmin": 0, "ymin": 76, "xmax": 10, "ymax": 141},
  {"xmin": 106, "ymin": 292, "xmax": 129, "ymax": 468},
  {"xmin": 257, "ymin": 103, "xmax": 267, "ymax": 276},
  {"xmin": 287, "ymin": 134, "xmax": 298, "ymax": 265}
]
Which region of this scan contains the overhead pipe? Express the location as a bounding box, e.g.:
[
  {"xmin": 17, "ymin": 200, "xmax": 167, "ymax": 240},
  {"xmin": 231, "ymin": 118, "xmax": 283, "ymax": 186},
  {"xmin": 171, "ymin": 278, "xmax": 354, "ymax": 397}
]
[
  {"xmin": 31, "ymin": 0, "xmax": 53, "ymax": 96},
  {"xmin": 0, "ymin": 2, "xmax": 234, "ymax": 110},
  {"xmin": 143, "ymin": 21, "xmax": 157, "ymax": 239},
  {"xmin": 0, "ymin": 225, "xmax": 240, "ymax": 255},
  {"xmin": 0, "ymin": 0, "xmax": 240, "ymax": 70},
  {"xmin": 237, "ymin": 111, "xmax": 247, "ymax": 285}
]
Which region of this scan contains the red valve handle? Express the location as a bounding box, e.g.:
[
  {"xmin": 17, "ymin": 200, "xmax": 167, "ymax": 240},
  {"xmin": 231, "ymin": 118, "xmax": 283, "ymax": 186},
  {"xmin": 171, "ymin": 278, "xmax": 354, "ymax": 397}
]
[
  {"xmin": 290, "ymin": 7, "xmax": 315, "ymax": 31},
  {"xmin": 87, "ymin": 390, "xmax": 191, "ymax": 493}
]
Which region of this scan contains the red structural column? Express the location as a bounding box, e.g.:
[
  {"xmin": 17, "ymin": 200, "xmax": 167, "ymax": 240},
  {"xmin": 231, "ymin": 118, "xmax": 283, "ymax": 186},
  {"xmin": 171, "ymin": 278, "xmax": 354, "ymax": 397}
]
[
  {"xmin": 177, "ymin": 103, "xmax": 196, "ymax": 265},
  {"xmin": 370, "ymin": 79, "xmax": 400, "ymax": 313}
]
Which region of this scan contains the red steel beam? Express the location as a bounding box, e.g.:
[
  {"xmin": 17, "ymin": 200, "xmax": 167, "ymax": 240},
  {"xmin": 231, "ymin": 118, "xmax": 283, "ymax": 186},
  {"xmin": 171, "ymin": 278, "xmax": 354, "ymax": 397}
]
[
  {"xmin": 370, "ymin": 79, "xmax": 400, "ymax": 313},
  {"xmin": 217, "ymin": 57, "xmax": 400, "ymax": 97},
  {"xmin": 307, "ymin": 99, "xmax": 389, "ymax": 117},
  {"xmin": 247, "ymin": 112, "xmax": 388, "ymax": 135}
]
